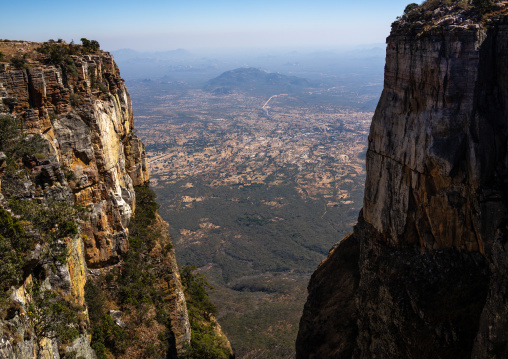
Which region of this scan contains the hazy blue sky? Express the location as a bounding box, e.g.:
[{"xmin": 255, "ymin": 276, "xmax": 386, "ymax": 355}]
[{"xmin": 2, "ymin": 0, "xmax": 412, "ymax": 51}]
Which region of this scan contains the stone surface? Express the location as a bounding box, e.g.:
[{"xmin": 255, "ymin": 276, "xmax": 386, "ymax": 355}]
[
  {"xmin": 0, "ymin": 41, "xmax": 189, "ymax": 358},
  {"xmin": 297, "ymin": 10, "xmax": 508, "ymax": 359},
  {"xmin": 296, "ymin": 233, "xmax": 360, "ymax": 359},
  {"xmin": 149, "ymin": 214, "xmax": 192, "ymax": 352}
]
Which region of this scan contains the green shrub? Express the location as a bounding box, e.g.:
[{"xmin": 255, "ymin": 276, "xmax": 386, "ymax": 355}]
[
  {"xmin": 457, "ymin": 0, "xmax": 471, "ymax": 10},
  {"xmin": 181, "ymin": 266, "xmax": 217, "ymax": 321},
  {"xmin": 37, "ymin": 40, "xmax": 84, "ymax": 79},
  {"xmin": 128, "ymin": 184, "xmax": 160, "ymax": 251},
  {"xmin": 69, "ymin": 93, "xmax": 83, "ymax": 107},
  {"xmin": 26, "ymin": 283, "xmax": 80, "ymax": 355},
  {"xmin": 0, "ymin": 116, "xmax": 20, "ymax": 151},
  {"xmin": 473, "ymin": 0, "xmax": 494, "ymax": 12},
  {"xmin": 84, "ymin": 281, "xmax": 129, "ymax": 358},
  {"xmin": 80, "ymin": 38, "xmax": 100, "ymax": 53},
  {"xmin": 404, "ymin": 3, "xmax": 419, "ymax": 14},
  {"xmin": 180, "ymin": 266, "xmax": 231, "ymax": 359},
  {"xmin": 116, "ymin": 249, "xmax": 157, "ymax": 307},
  {"xmin": 63, "ymin": 57, "xmax": 79, "ymax": 77},
  {"xmin": 98, "ymin": 82, "xmax": 108, "ymax": 94},
  {"xmin": 183, "ymin": 321, "xmax": 231, "ymax": 359},
  {"xmin": 8, "ymin": 199, "xmax": 78, "ymax": 264},
  {"xmin": 10, "ymin": 56, "xmax": 28, "ymax": 70},
  {"xmin": 0, "ymin": 116, "xmax": 46, "ymax": 172},
  {"xmin": 0, "ymin": 208, "xmax": 30, "ymax": 305},
  {"xmin": 37, "ymin": 40, "xmax": 80, "ymax": 61}
]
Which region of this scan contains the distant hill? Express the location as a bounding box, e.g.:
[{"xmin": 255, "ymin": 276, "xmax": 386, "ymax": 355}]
[{"xmin": 204, "ymin": 67, "xmax": 318, "ymax": 95}]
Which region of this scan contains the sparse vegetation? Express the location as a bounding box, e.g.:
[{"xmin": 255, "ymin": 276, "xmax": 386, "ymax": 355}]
[
  {"xmin": 128, "ymin": 184, "xmax": 160, "ymax": 251},
  {"xmin": 0, "ymin": 115, "xmax": 47, "ymax": 173},
  {"xmin": 10, "ymin": 55, "xmax": 28, "ymax": 70},
  {"xmin": 86, "ymin": 184, "xmax": 181, "ymax": 357},
  {"xmin": 181, "ymin": 266, "xmax": 217, "ymax": 321},
  {"xmin": 404, "ymin": 3, "xmax": 419, "ymax": 14},
  {"xmin": 0, "ymin": 208, "xmax": 30, "ymax": 306},
  {"xmin": 0, "ymin": 115, "xmax": 20, "ymax": 151},
  {"xmin": 183, "ymin": 322, "xmax": 231, "ymax": 359},
  {"xmin": 84, "ymin": 281, "xmax": 129, "ymax": 359},
  {"xmin": 69, "ymin": 93, "xmax": 84, "ymax": 107},
  {"xmin": 26, "ymin": 282, "xmax": 81, "ymax": 356},
  {"xmin": 36, "ymin": 37, "xmax": 102, "ymax": 81},
  {"xmin": 85, "ymin": 182, "xmax": 231, "ymax": 358},
  {"xmin": 80, "ymin": 38, "xmax": 100, "ymax": 53},
  {"xmin": 472, "ymin": 0, "xmax": 494, "ymax": 13},
  {"xmin": 8, "ymin": 199, "xmax": 78, "ymax": 265},
  {"xmin": 0, "ymin": 112, "xmax": 86, "ymax": 357},
  {"xmin": 37, "ymin": 41, "xmax": 81, "ymax": 79},
  {"xmin": 89, "ymin": 69, "xmax": 109, "ymax": 94},
  {"xmin": 402, "ymin": 0, "xmax": 499, "ymax": 23},
  {"xmin": 181, "ymin": 266, "xmax": 231, "ymax": 359}
]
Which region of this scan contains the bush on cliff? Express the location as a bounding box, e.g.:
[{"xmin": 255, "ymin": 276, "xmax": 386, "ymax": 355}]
[
  {"xmin": 80, "ymin": 38, "xmax": 100, "ymax": 53},
  {"xmin": 84, "ymin": 281, "xmax": 129, "ymax": 359},
  {"xmin": 181, "ymin": 265, "xmax": 217, "ymax": 321},
  {"xmin": 26, "ymin": 282, "xmax": 81, "ymax": 356},
  {"xmin": 0, "ymin": 115, "xmax": 47, "ymax": 172},
  {"xmin": 10, "ymin": 55, "xmax": 28, "ymax": 70},
  {"xmin": 404, "ymin": 3, "xmax": 419, "ymax": 14},
  {"xmin": 0, "ymin": 115, "xmax": 20, "ymax": 151},
  {"xmin": 8, "ymin": 199, "xmax": 79, "ymax": 265},
  {"xmin": 0, "ymin": 208, "xmax": 29, "ymax": 308},
  {"xmin": 181, "ymin": 266, "xmax": 231, "ymax": 359},
  {"xmin": 473, "ymin": 0, "xmax": 494, "ymax": 12},
  {"xmin": 86, "ymin": 184, "xmax": 179, "ymax": 357},
  {"xmin": 37, "ymin": 38, "xmax": 101, "ymax": 78},
  {"xmin": 37, "ymin": 41, "xmax": 80, "ymax": 77}
]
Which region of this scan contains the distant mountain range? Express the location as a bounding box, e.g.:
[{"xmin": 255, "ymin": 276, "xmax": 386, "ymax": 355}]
[
  {"xmin": 204, "ymin": 67, "xmax": 319, "ymax": 95},
  {"xmin": 112, "ymin": 48, "xmax": 194, "ymax": 60}
]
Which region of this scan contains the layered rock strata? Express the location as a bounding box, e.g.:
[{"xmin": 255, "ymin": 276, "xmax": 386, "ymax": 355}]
[
  {"xmin": 0, "ymin": 41, "xmax": 190, "ymax": 358},
  {"xmin": 298, "ymin": 7, "xmax": 508, "ymax": 359}
]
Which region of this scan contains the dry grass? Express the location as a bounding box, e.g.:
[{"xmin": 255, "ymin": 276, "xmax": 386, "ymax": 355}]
[{"xmin": 0, "ymin": 40, "xmax": 40, "ymax": 61}]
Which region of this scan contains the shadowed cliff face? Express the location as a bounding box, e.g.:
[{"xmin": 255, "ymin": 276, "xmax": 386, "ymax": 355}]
[{"xmin": 297, "ymin": 12, "xmax": 508, "ymax": 359}]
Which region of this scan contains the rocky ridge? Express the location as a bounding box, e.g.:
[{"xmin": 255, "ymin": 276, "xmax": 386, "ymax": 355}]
[
  {"xmin": 297, "ymin": 2, "xmax": 508, "ymax": 358},
  {"xmin": 0, "ymin": 40, "xmax": 191, "ymax": 358}
]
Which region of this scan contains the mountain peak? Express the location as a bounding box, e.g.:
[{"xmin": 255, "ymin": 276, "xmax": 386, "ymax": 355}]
[{"xmin": 204, "ymin": 67, "xmax": 314, "ymax": 95}]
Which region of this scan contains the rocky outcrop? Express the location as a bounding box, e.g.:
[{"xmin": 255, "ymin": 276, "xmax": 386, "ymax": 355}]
[
  {"xmin": 298, "ymin": 4, "xmax": 508, "ymax": 359},
  {"xmin": 1, "ymin": 41, "xmax": 148, "ymax": 268},
  {"xmin": 0, "ymin": 41, "xmax": 189, "ymax": 358}
]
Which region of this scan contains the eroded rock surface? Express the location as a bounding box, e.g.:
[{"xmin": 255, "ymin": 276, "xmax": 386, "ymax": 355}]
[
  {"xmin": 298, "ymin": 8, "xmax": 508, "ymax": 359},
  {"xmin": 0, "ymin": 41, "xmax": 189, "ymax": 358}
]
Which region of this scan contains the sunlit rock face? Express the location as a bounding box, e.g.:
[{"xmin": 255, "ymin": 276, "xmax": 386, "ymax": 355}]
[
  {"xmin": 297, "ymin": 11, "xmax": 508, "ymax": 359},
  {"xmin": 0, "ymin": 41, "xmax": 189, "ymax": 358},
  {"xmin": 1, "ymin": 46, "xmax": 148, "ymax": 267}
]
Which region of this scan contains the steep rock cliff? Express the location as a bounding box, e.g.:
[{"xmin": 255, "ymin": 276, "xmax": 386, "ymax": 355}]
[
  {"xmin": 298, "ymin": 2, "xmax": 508, "ymax": 358},
  {"xmin": 0, "ymin": 40, "xmax": 190, "ymax": 358}
]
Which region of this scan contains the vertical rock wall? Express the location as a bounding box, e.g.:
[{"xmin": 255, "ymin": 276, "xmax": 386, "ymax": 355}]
[
  {"xmin": 298, "ymin": 12, "xmax": 508, "ymax": 359},
  {"xmin": 0, "ymin": 41, "xmax": 190, "ymax": 358}
]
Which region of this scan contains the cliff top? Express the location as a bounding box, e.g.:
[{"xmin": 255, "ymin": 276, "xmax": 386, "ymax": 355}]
[
  {"xmin": 395, "ymin": 0, "xmax": 508, "ymax": 33},
  {"xmin": 0, "ymin": 38, "xmax": 109, "ymax": 71}
]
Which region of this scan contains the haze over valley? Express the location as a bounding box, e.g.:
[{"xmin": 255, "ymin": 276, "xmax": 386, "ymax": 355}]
[
  {"xmin": 3, "ymin": 1, "xmax": 508, "ymax": 358},
  {"xmin": 122, "ymin": 49, "xmax": 384, "ymax": 357}
]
